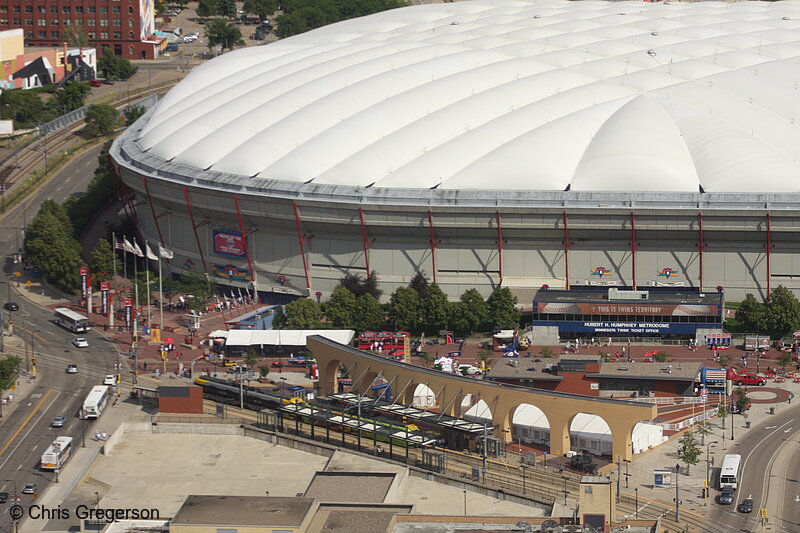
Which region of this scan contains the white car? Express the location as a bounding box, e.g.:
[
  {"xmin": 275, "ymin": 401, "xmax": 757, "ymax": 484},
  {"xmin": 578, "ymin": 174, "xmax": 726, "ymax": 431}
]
[
  {"xmin": 103, "ymin": 374, "xmax": 116, "ymax": 386},
  {"xmin": 72, "ymin": 338, "xmax": 89, "ymax": 348}
]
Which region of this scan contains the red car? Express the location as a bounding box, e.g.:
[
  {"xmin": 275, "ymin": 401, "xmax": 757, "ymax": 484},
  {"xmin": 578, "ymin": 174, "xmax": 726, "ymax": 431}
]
[
  {"xmin": 271, "ymin": 361, "xmax": 286, "ymax": 368},
  {"xmin": 89, "ymin": 79, "xmax": 102, "ymax": 87},
  {"xmin": 732, "ymin": 373, "xmax": 766, "ymax": 386}
]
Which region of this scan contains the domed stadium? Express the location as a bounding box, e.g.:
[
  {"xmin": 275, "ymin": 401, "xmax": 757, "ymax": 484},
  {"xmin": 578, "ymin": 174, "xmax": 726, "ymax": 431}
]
[{"xmin": 111, "ymin": 0, "xmax": 800, "ymax": 304}]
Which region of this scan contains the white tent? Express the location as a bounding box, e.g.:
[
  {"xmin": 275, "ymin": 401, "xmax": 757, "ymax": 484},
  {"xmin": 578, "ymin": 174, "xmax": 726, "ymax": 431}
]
[
  {"xmin": 224, "ymin": 329, "xmax": 354, "ymax": 347},
  {"xmin": 411, "ymin": 384, "xmax": 437, "ymax": 408}
]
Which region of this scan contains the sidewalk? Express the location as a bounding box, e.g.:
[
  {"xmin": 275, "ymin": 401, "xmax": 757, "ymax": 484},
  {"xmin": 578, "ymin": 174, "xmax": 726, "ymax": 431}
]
[{"xmin": 0, "ymin": 334, "xmax": 42, "ymax": 424}]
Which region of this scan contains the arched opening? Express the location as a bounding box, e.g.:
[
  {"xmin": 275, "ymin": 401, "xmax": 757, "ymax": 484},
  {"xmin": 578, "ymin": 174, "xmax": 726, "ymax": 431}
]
[
  {"xmin": 410, "ymin": 384, "xmax": 436, "ymax": 408},
  {"xmin": 460, "ymin": 394, "xmax": 493, "ymax": 425},
  {"xmin": 510, "ymin": 403, "xmax": 551, "ymax": 454},
  {"xmin": 631, "ymin": 421, "xmax": 666, "ymax": 454},
  {"xmin": 322, "ymin": 359, "xmax": 348, "ymax": 395},
  {"xmin": 569, "ymin": 413, "xmax": 613, "ymax": 458}
]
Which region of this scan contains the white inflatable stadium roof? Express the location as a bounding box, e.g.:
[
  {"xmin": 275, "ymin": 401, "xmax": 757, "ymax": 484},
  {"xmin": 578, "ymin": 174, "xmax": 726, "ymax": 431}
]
[{"xmin": 137, "ymin": 0, "xmax": 800, "ymax": 193}]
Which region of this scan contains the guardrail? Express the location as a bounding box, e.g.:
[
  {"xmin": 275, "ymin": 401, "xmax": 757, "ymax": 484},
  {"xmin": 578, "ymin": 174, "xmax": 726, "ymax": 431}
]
[{"xmin": 39, "ymin": 93, "xmax": 160, "ymax": 137}]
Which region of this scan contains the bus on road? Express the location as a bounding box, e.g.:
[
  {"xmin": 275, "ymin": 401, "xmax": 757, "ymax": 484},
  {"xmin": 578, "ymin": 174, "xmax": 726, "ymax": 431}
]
[
  {"xmin": 719, "ymin": 453, "xmax": 742, "ymax": 489},
  {"xmin": 80, "ymin": 386, "xmax": 109, "ymax": 419},
  {"xmin": 40, "ymin": 436, "xmax": 73, "ymax": 470},
  {"xmin": 54, "ymin": 308, "xmax": 90, "ymax": 333}
]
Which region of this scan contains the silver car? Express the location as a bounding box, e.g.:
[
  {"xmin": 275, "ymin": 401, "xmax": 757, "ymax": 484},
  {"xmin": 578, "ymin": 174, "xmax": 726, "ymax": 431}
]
[
  {"xmin": 718, "ymin": 487, "xmax": 735, "ymax": 505},
  {"xmin": 51, "ymin": 416, "xmax": 66, "ymax": 428}
]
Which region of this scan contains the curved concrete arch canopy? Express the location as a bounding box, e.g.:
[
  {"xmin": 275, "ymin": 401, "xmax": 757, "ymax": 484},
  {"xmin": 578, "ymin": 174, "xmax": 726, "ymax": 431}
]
[{"xmin": 308, "ymin": 336, "xmax": 657, "ymax": 461}]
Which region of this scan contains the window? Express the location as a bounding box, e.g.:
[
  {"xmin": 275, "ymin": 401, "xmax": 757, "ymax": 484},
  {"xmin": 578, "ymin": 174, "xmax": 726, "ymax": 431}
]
[
  {"xmin": 63, "ymin": 19, "xmax": 71, "ymax": 26},
  {"xmin": 13, "ymin": 18, "xmax": 20, "ymax": 25},
  {"xmin": 25, "ymin": 6, "xmax": 33, "ymax": 14},
  {"xmin": 38, "ymin": 19, "xmax": 46, "ymax": 26},
  {"xmin": 128, "ymin": 19, "xmax": 133, "ymax": 27},
  {"xmin": 113, "ymin": 31, "xmax": 121, "ymax": 38},
  {"xmin": 0, "ymin": 19, "xmax": 7, "ymax": 27},
  {"xmin": 50, "ymin": 5, "xmax": 57, "ymax": 13},
  {"xmin": 100, "ymin": 6, "xmax": 108, "ymax": 14},
  {"xmin": 26, "ymin": 18, "xmax": 33, "ymax": 25},
  {"xmin": 38, "ymin": 30, "xmax": 46, "ymax": 37},
  {"xmin": 62, "ymin": 6, "xmax": 71, "ymax": 14},
  {"xmin": 0, "ymin": 7, "xmax": 7, "ymax": 14},
  {"xmin": 100, "ymin": 19, "xmax": 108, "ymax": 27},
  {"xmin": 101, "ymin": 31, "xmax": 109, "ymax": 39},
  {"xmin": 128, "ymin": 7, "xmax": 133, "ymax": 14},
  {"xmin": 113, "ymin": 19, "xmax": 120, "ymax": 27},
  {"xmin": 51, "ymin": 30, "xmax": 59, "ymax": 38},
  {"xmin": 25, "ymin": 30, "xmax": 33, "ymax": 37},
  {"xmin": 37, "ymin": 6, "xmax": 46, "ymax": 14},
  {"xmin": 12, "ymin": 6, "xmax": 19, "ymax": 13},
  {"xmin": 75, "ymin": 6, "xmax": 83, "ymax": 14},
  {"xmin": 87, "ymin": 19, "xmax": 96, "ymax": 26},
  {"xmin": 112, "ymin": 6, "xmax": 121, "ymax": 13},
  {"xmin": 128, "ymin": 45, "xmax": 134, "ymax": 55},
  {"xmin": 51, "ymin": 18, "xmax": 59, "ymax": 26},
  {"xmin": 128, "ymin": 31, "xmax": 134, "ymax": 39},
  {"xmin": 88, "ymin": 6, "xmax": 96, "ymax": 14},
  {"xmin": 113, "ymin": 44, "xmax": 122, "ymax": 55},
  {"xmin": 584, "ymin": 486, "xmax": 593, "ymax": 494},
  {"xmin": 88, "ymin": 31, "xmax": 96, "ymax": 38}
]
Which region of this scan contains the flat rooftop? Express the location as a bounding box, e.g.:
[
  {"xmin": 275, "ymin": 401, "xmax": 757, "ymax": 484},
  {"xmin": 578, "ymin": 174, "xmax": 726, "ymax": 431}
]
[
  {"xmin": 171, "ymin": 495, "xmax": 314, "ymax": 527},
  {"xmin": 305, "ymin": 472, "xmax": 395, "ymax": 503}
]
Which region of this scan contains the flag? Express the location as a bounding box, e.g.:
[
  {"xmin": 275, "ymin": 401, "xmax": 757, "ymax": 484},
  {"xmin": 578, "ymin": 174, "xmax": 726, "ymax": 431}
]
[
  {"xmin": 114, "ymin": 237, "xmax": 124, "ymax": 250},
  {"xmin": 132, "ymin": 240, "xmax": 144, "ymax": 258},
  {"xmin": 145, "ymin": 242, "xmax": 158, "ymax": 261},
  {"xmin": 123, "ymin": 238, "xmax": 135, "ymax": 254},
  {"xmin": 159, "ymin": 243, "xmax": 174, "ymax": 260}
]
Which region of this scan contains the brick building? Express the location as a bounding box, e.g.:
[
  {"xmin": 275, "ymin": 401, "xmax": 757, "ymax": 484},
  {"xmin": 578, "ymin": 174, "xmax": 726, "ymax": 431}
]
[
  {"xmin": 486, "ymin": 356, "xmax": 701, "ymax": 398},
  {"xmin": 1, "ymin": 0, "xmax": 158, "ymax": 59}
]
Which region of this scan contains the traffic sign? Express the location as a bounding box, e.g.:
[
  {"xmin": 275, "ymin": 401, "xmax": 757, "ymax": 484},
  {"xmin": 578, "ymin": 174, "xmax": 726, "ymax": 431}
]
[
  {"xmin": 14, "ymin": 271, "xmax": 21, "ymax": 277},
  {"xmin": 25, "ymin": 280, "xmax": 32, "ymax": 286}
]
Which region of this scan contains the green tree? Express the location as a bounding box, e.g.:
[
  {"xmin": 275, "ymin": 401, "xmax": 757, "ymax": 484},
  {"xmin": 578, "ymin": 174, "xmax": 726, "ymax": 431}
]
[
  {"xmin": 735, "ymin": 293, "xmax": 763, "ymax": 331},
  {"xmin": 476, "ymin": 349, "xmax": 491, "ymax": 370},
  {"xmin": 64, "ymin": 141, "xmax": 117, "ymax": 235},
  {"xmin": 694, "ymin": 421, "xmax": 712, "ymax": 446},
  {"xmin": 652, "ymin": 351, "xmax": 671, "ymax": 363},
  {"xmin": 123, "ymin": 105, "xmax": 146, "ymax": 125},
  {"xmin": 388, "ymin": 286, "xmax": 420, "ymax": 332},
  {"xmin": 273, "ymin": 306, "xmax": 288, "ymax": 329},
  {"xmin": 717, "ymin": 352, "xmax": 732, "ymax": 369},
  {"xmin": 84, "ymin": 104, "xmax": 120, "ymax": 137},
  {"xmin": 677, "ymin": 429, "xmax": 701, "ymax": 475},
  {"xmin": 409, "ymin": 271, "xmax": 429, "ymax": 298},
  {"xmin": 244, "ymin": 0, "xmax": 278, "ymax": 19},
  {"xmin": 422, "ymin": 282, "xmax": 449, "ymax": 334},
  {"xmin": 275, "ymin": 0, "xmax": 407, "ymax": 38},
  {"xmin": 55, "ymin": 81, "xmax": 91, "ymax": 113},
  {"xmin": 245, "ymin": 349, "xmax": 260, "ymax": 368},
  {"xmin": 0, "ymin": 88, "xmax": 55, "ymax": 128},
  {"xmin": 777, "ymin": 351, "xmax": 793, "ymax": 374},
  {"xmin": 340, "ymin": 271, "xmax": 381, "ymax": 299},
  {"xmin": 325, "ymin": 285, "xmax": 357, "ymax": 328},
  {"xmin": 352, "ymin": 293, "xmax": 383, "ymax": 332},
  {"xmin": 97, "ymin": 48, "xmax": 136, "ymax": 80},
  {"xmin": 761, "ymin": 285, "xmax": 800, "ymax": 338},
  {"xmin": 24, "ymin": 204, "xmax": 83, "ymax": 293},
  {"xmin": 221, "ymin": 0, "xmax": 238, "ymax": 17},
  {"xmin": 197, "ymin": 0, "xmax": 221, "ymax": 17},
  {"xmin": 733, "ymin": 388, "xmax": 751, "ymax": 412},
  {"xmin": 89, "ymin": 238, "xmax": 115, "ymax": 284},
  {"xmin": 717, "ymin": 403, "xmax": 728, "ymax": 429},
  {"xmin": 539, "ymin": 347, "xmax": 554, "ymax": 358},
  {"xmin": 457, "ymin": 288, "xmax": 489, "ymax": 334},
  {"xmin": 205, "ymin": 18, "xmax": 245, "ymax": 52},
  {"xmin": 487, "ymin": 287, "xmax": 519, "ymax": 329},
  {"xmin": 284, "ymin": 298, "xmax": 322, "ymax": 329},
  {"xmin": 259, "ymin": 365, "xmax": 269, "ymax": 379},
  {"xmin": 0, "ymin": 355, "xmax": 21, "ymax": 388}
]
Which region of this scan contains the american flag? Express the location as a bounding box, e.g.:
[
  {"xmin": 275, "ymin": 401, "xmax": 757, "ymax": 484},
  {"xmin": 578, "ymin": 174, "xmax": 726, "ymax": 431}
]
[{"xmin": 704, "ymin": 369, "xmax": 727, "ymax": 381}]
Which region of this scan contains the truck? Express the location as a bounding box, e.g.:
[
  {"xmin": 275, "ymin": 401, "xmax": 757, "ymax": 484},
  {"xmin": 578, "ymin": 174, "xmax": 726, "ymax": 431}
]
[
  {"xmin": 726, "ymin": 368, "xmax": 766, "ymax": 386},
  {"xmin": 744, "ymin": 335, "xmax": 770, "ymax": 351}
]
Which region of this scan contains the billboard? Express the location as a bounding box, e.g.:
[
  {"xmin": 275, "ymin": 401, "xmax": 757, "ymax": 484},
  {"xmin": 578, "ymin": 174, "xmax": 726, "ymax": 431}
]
[
  {"xmin": 534, "ymin": 320, "xmax": 713, "ymax": 335},
  {"xmin": 0, "ymin": 120, "xmax": 13, "ymax": 136},
  {"xmin": 100, "ymin": 282, "xmax": 110, "ymax": 315},
  {"xmin": 213, "ymin": 230, "xmax": 247, "ymax": 258},
  {"xmin": 536, "ymin": 302, "xmax": 718, "ymax": 317},
  {"xmin": 139, "ymin": 0, "xmax": 155, "ymax": 39},
  {"xmin": 210, "ymin": 263, "xmax": 251, "ymax": 282}
]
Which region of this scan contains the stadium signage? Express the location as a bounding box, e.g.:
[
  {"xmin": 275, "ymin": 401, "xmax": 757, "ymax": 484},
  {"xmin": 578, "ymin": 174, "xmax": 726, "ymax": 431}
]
[
  {"xmin": 536, "ymin": 302, "xmax": 716, "ymax": 316},
  {"xmin": 582, "ymin": 322, "xmax": 671, "ymax": 334},
  {"xmin": 213, "ymin": 230, "xmax": 247, "ymax": 258}
]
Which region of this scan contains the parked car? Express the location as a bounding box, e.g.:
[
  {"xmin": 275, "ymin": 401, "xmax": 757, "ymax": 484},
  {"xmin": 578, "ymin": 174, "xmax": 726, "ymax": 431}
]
[
  {"xmin": 738, "ymin": 496, "xmax": 754, "ymax": 513},
  {"xmin": 718, "ymin": 487, "xmax": 735, "ymax": 505},
  {"xmin": 51, "ymin": 416, "xmax": 66, "ymax": 428},
  {"xmin": 102, "ymin": 78, "xmax": 116, "ymax": 85},
  {"xmin": 0, "ymin": 492, "xmax": 8, "ymax": 503},
  {"xmin": 66, "ymin": 364, "xmax": 78, "ymax": 374},
  {"xmin": 271, "ymin": 361, "xmax": 286, "ymax": 368},
  {"xmin": 72, "ymin": 337, "xmax": 89, "ymax": 348},
  {"xmin": 89, "ymin": 79, "xmax": 102, "ymax": 87},
  {"xmin": 731, "ymin": 372, "xmax": 766, "ymax": 386},
  {"xmin": 3, "ymin": 302, "xmax": 19, "ymax": 311},
  {"xmin": 103, "ymin": 374, "xmax": 116, "ymax": 385},
  {"xmin": 21, "ymin": 483, "xmax": 37, "ymax": 495}
]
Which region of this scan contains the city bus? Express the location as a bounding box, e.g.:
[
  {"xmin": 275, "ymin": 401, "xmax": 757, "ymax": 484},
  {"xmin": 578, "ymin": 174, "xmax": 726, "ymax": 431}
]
[
  {"xmin": 40, "ymin": 436, "xmax": 73, "ymax": 470},
  {"xmin": 54, "ymin": 307, "xmax": 90, "ymax": 333},
  {"xmin": 80, "ymin": 386, "xmax": 110, "ymax": 419},
  {"xmin": 719, "ymin": 453, "xmax": 742, "ymax": 489}
]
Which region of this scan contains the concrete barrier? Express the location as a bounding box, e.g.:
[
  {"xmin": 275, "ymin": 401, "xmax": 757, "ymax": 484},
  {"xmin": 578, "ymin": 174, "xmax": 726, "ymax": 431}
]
[{"xmin": 154, "ymin": 423, "xmax": 241, "ymax": 435}]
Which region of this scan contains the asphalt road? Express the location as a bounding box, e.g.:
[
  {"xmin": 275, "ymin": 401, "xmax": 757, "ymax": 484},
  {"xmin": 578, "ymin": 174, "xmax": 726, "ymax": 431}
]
[
  {"xmin": 0, "ymin": 142, "xmax": 118, "ymax": 533},
  {"xmin": 709, "ymin": 405, "xmax": 800, "ymax": 532}
]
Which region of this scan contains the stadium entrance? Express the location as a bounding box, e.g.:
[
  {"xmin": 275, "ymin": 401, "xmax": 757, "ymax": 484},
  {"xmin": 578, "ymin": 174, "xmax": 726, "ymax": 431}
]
[{"xmin": 531, "ymin": 286, "xmax": 724, "ymax": 344}]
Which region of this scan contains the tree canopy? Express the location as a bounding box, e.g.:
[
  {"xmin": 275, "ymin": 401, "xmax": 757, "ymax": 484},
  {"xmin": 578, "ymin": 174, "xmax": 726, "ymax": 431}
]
[
  {"xmin": 340, "ymin": 271, "xmax": 382, "ymax": 299},
  {"xmin": 284, "ymin": 298, "xmax": 323, "ymax": 329},
  {"xmin": 244, "ymin": 0, "xmax": 278, "ymax": 19},
  {"xmin": 89, "ymin": 238, "xmax": 115, "ymax": 284},
  {"xmin": 388, "ymin": 286, "xmax": 420, "ymax": 332},
  {"xmin": 97, "ymin": 49, "xmax": 137, "ymax": 80},
  {"xmin": 24, "ymin": 201, "xmax": 83, "ymax": 293},
  {"xmin": 422, "ymin": 282, "xmax": 449, "ymax": 334},
  {"xmin": 325, "ymin": 285, "xmax": 357, "ymax": 328},
  {"xmin": 352, "ymin": 293, "xmax": 383, "ymax": 332},
  {"xmin": 205, "ymin": 18, "xmax": 245, "ymax": 52},
  {"xmin": 84, "ymin": 104, "xmax": 120, "ymax": 137},
  {"xmin": 487, "ymin": 287, "xmax": 519, "ymax": 329},
  {"xmin": 275, "ymin": 0, "xmax": 408, "ymax": 38},
  {"xmin": 735, "ymin": 286, "xmax": 800, "ymax": 337}
]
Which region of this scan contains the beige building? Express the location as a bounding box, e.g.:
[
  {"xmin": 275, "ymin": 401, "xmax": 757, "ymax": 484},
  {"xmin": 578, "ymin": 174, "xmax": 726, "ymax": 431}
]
[
  {"xmin": 170, "ymin": 496, "xmax": 318, "ymax": 533},
  {"xmin": 0, "ymin": 29, "xmax": 23, "ymax": 63}
]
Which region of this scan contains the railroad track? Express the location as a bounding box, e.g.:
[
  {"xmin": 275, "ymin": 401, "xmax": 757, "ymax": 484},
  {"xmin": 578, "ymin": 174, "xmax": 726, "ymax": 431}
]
[{"xmin": 0, "ymin": 81, "xmax": 179, "ymax": 210}]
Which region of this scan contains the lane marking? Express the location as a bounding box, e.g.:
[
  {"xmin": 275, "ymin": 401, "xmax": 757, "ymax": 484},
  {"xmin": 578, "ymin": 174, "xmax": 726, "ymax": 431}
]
[{"xmin": 0, "ymin": 389, "xmax": 54, "ymax": 458}]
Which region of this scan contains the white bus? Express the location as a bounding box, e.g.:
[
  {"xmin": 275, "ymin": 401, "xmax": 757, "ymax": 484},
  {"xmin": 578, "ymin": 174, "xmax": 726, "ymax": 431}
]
[
  {"xmin": 80, "ymin": 386, "xmax": 110, "ymax": 419},
  {"xmin": 719, "ymin": 453, "xmax": 742, "ymax": 489},
  {"xmin": 54, "ymin": 307, "xmax": 90, "ymax": 333},
  {"xmin": 40, "ymin": 436, "xmax": 73, "ymax": 470}
]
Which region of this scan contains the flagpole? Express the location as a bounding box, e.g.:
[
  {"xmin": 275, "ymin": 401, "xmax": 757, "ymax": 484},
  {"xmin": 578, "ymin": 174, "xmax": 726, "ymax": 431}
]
[
  {"xmin": 145, "ymin": 240, "xmax": 151, "ymax": 329},
  {"xmin": 123, "ymin": 235, "xmax": 127, "ymax": 281},
  {"xmin": 112, "ymin": 232, "xmax": 117, "ymax": 283},
  {"xmin": 133, "ymin": 238, "xmax": 139, "ymax": 344},
  {"xmin": 159, "ymin": 245, "xmax": 164, "ymax": 336}
]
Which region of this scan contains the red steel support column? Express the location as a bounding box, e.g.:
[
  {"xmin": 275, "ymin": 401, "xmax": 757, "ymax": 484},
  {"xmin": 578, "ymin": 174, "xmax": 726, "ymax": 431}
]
[
  {"xmin": 766, "ymin": 213, "xmax": 772, "ymax": 296},
  {"xmin": 142, "ymin": 177, "xmax": 167, "ymax": 251},
  {"xmin": 183, "ymin": 187, "xmax": 209, "ymax": 274},
  {"xmin": 111, "ymin": 160, "xmax": 140, "ymax": 232},
  {"xmin": 562, "ymin": 211, "xmax": 572, "ymax": 290},
  {"xmin": 233, "ymin": 195, "xmax": 257, "ymax": 286},
  {"xmin": 698, "ymin": 212, "xmax": 705, "ymax": 292},
  {"xmin": 293, "ymin": 201, "xmax": 312, "ymax": 293},
  {"xmin": 427, "ymin": 210, "xmax": 440, "ymax": 284},
  {"xmin": 496, "ymin": 211, "xmax": 504, "ymax": 284},
  {"xmin": 358, "ymin": 207, "xmax": 375, "ymax": 274},
  {"xmin": 630, "ymin": 212, "xmax": 638, "ymax": 290}
]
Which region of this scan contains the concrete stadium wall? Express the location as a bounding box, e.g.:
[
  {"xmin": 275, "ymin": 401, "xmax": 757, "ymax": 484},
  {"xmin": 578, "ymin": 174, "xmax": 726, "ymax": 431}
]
[{"xmin": 118, "ymin": 164, "xmax": 800, "ymax": 302}]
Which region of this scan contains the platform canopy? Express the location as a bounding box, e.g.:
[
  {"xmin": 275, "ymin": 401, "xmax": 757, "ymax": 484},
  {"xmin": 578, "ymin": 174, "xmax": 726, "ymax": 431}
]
[{"xmin": 225, "ymin": 329, "xmax": 355, "ymax": 347}]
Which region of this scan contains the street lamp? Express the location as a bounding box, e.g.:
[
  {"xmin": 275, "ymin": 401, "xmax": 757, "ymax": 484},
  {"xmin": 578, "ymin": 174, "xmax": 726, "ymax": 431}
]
[
  {"xmin": 634, "ymin": 487, "xmax": 639, "ymax": 519},
  {"xmin": 705, "ymin": 441, "xmax": 718, "ymax": 505},
  {"xmin": 674, "ymin": 463, "xmax": 681, "ymax": 523}
]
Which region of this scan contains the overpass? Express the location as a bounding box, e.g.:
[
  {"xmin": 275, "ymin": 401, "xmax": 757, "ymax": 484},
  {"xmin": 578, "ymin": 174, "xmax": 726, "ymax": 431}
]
[{"xmin": 307, "ymin": 336, "xmax": 658, "ymax": 461}]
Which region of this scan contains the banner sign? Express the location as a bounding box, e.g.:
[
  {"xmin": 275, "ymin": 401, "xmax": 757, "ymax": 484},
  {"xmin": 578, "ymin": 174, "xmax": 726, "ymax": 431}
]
[
  {"xmin": 100, "ymin": 282, "xmax": 110, "ymax": 315},
  {"xmin": 124, "ymin": 297, "xmax": 133, "ymax": 328},
  {"xmin": 534, "ymin": 320, "xmax": 713, "ymax": 335},
  {"xmin": 210, "ymin": 264, "xmax": 252, "ymax": 282},
  {"xmin": 536, "ymin": 302, "xmax": 718, "ymax": 317},
  {"xmin": 213, "ymin": 230, "xmax": 247, "ymax": 258},
  {"xmin": 79, "ymin": 267, "xmax": 89, "ymax": 298}
]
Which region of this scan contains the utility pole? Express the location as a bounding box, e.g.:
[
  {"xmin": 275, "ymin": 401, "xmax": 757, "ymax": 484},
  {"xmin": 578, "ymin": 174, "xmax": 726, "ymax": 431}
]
[
  {"xmin": 239, "ymin": 365, "xmax": 244, "ymax": 409},
  {"xmin": 675, "ymin": 463, "xmax": 681, "ymax": 523},
  {"xmin": 482, "ymin": 421, "xmax": 488, "ymax": 482},
  {"xmin": 616, "ymin": 455, "xmax": 621, "ymax": 502}
]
